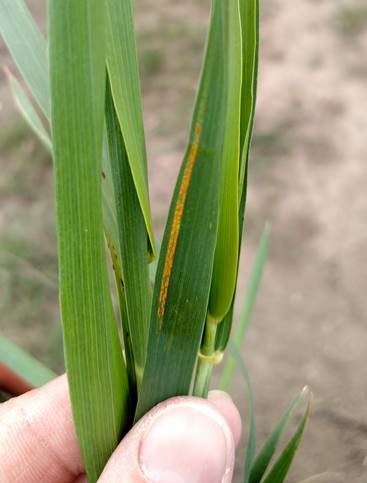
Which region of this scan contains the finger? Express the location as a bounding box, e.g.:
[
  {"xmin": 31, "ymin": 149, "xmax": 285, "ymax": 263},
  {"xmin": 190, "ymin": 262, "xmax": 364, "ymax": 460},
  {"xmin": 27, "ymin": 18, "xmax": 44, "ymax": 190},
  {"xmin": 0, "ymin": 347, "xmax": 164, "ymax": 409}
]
[
  {"xmin": 208, "ymin": 390, "xmax": 242, "ymax": 447},
  {"xmin": 0, "ymin": 375, "xmax": 84, "ymax": 483},
  {"xmin": 99, "ymin": 394, "xmax": 240, "ymax": 483},
  {"xmin": 0, "ymin": 363, "xmax": 33, "ymax": 396}
]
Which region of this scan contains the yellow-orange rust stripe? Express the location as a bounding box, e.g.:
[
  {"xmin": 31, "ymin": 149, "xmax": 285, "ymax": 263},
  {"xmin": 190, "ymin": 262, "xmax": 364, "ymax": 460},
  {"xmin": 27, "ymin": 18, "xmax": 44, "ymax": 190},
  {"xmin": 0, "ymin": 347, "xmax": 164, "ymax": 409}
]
[{"xmin": 157, "ymin": 124, "xmax": 202, "ymax": 325}]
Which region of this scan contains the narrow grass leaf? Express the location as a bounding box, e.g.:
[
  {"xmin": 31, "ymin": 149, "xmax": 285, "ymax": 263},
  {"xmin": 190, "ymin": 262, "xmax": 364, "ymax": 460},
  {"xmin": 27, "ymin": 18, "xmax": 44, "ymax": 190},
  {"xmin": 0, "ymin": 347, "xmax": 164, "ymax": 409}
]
[
  {"xmin": 219, "ymin": 225, "xmax": 270, "ymax": 390},
  {"xmin": 49, "ymin": 2, "xmax": 128, "ymax": 480},
  {"xmin": 0, "ymin": 4, "xmax": 130, "ymax": 299},
  {"xmin": 211, "ymin": 0, "xmax": 260, "ymax": 344},
  {"xmin": 101, "ymin": 152, "xmax": 137, "ymax": 395},
  {"xmin": 208, "ymin": 0, "xmax": 242, "ymax": 322},
  {"xmin": 249, "ymin": 387, "xmax": 309, "ymax": 483},
  {"xmin": 0, "ymin": 0, "xmax": 49, "ymax": 116},
  {"xmin": 262, "ymin": 397, "xmax": 312, "ymax": 483},
  {"xmin": 239, "ymin": 0, "xmax": 260, "ymax": 187},
  {"xmin": 0, "ymin": 337, "xmax": 55, "ymax": 387},
  {"xmin": 135, "ymin": 0, "xmax": 232, "ymax": 420},
  {"xmin": 7, "ymin": 71, "xmax": 52, "ymax": 152},
  {"xmin": 228, "ymin": 341, "xmax": 256, "ymax": 483},
  {"xmin": 106, "ymin": 0, "xmax": 155, "ymax": 258},
  {"xmin": 105, "ymin": 80, "xmax": 151, "ymax": 389}
]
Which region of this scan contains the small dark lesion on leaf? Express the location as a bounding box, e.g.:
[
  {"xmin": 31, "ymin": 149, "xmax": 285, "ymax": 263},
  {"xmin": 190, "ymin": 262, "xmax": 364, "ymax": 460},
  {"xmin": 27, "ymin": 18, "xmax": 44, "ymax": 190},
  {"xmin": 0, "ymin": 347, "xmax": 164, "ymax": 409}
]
[{"xmin": 101, "ymin": 170, "xmax": 106, "ymax": 179}]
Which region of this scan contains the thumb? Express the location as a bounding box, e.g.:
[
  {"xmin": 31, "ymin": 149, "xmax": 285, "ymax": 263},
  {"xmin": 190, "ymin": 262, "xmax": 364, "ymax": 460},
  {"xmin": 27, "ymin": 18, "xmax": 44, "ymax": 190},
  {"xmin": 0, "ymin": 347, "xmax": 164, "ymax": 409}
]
[{"xmin": 99, "ymin": 391, "xmax": 241, "ymax": 483}]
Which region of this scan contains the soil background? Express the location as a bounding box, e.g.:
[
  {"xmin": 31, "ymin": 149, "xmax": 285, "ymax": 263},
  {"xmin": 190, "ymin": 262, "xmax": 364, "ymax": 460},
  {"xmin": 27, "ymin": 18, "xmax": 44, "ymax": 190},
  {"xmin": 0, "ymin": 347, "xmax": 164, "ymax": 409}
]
[{"xmin": 1, "ymin": 1, "xmax": 367, "ymax": 481}]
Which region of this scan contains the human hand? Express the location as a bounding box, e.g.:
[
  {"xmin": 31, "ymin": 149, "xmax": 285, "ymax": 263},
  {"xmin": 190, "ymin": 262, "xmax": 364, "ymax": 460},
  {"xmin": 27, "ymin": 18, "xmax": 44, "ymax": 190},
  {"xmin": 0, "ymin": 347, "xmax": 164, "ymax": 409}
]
[{"xmin": 0, "ymin": 375, "xmax": 241, "ymax": 482}]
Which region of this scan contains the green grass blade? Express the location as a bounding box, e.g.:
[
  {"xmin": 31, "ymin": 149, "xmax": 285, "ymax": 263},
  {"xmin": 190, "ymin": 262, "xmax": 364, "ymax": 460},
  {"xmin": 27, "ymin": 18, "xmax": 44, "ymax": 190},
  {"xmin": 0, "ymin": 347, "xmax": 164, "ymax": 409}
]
[
  {"xmin": 262, "ymin": 397, "xmax": 312, "ymax": 483},
  {"xmin": 214, "ymin": 0, "xmax": 260, "ymax": 352},
  {"xmin": 135, "ymin": 0, "xmax": 232, "ymax": 420},
  {"xmin": 208, "ymin": 0, "xmax": 242, "ymax": 322},
  {"xmin": 239, "ymin": 0, "xmax": 260, "ymax": 188},
  {"xmin": 0, "ymin": 337, "xmax": 55, "ymax": 387},
  {"xmin": 101, "ymin": 152, "xmax": 137, "ymax": 397},
  {"xmin": 105, "ymin": 79, "xmax": 151, "ymax": 389},
  {"xmin": 0, "ymin": 0, "xmax": 128, "ymax": 313},
  {"xmin": 0, "ymin": 0, "xmax": 49, "ymax": 116},
  {"xmin": 219, "ymin": 225, "xmax": 270, "ymax": 390},
  {"xmin": 49, "ymin": 2, "xmax": 128, "ymax": 480},
  {"xmin": 228, "ymin": 341, "xmax": 256, "ymax": 483},
  {"xmin": 102, "ymin": 182, "xmax": 137, "ymax": 402},
  {"xmin": 249, "ymin": 387, "xmax": 309, "ymax": 483},
  {"xmin": 106, "ymin": 0, "xmax": 155, "ymax": 258},
  {"xmin": 6, "ymin": 71, "xmax": 52, "ymax": 152}
]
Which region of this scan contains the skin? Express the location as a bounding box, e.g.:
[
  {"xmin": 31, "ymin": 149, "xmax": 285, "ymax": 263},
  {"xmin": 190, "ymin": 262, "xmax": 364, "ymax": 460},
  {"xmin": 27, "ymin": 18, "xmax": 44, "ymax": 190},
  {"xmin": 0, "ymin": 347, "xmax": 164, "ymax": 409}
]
[{"xmin": 0, "ymin": 375, "xmax": 241, "ymax": 482}]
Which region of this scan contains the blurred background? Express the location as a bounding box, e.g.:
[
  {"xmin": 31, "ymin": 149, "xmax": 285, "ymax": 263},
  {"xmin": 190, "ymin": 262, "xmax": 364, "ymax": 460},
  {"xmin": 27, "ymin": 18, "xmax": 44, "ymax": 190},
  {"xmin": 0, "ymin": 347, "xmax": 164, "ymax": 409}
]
[{"xmin": 1, "ymin": 0, "xmax": 367, "ymax": 481}]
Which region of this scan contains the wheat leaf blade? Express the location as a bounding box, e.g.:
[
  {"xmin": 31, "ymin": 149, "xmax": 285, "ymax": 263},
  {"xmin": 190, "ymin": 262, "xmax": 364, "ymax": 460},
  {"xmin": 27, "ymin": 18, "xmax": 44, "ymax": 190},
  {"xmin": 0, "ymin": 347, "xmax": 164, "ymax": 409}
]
[
  {"xmin": 105, "ymin": 80, "xmax": 151, "ymax": 389},
  {"xmin": 208, "ymin": 0, "xmax": 242, "ymax": 322},
  {"xmin": 135, "ymin": 0, "xmax": 236, "ymax": 420},
  {"xmin": 239, "ymin": 0, "xmax": 260, "ymax": 188},
  {"xmin": 7, "ymin": 71, "xmax": 52, "ymax": 151},
  {"xmin": 262, "ymin": 396, "xmax": 312, "ymax": 483},
  {"xmin": 106, "ymin": 0, "xmax": 155, "ymax": 258},
  {"xmin": 0, "ymin": 337, "xmax": 56, "ymax": 388},
  {"xmin": 0, "ymin": 0, "xmax": 49, "ymax": 116},
  {"xmin": 49, "ymin": 1, "xmax": 128, "ymax": 479},
  {"xmin": 249, "ymin": 388, "xmax": 309, "ymax": 483}
]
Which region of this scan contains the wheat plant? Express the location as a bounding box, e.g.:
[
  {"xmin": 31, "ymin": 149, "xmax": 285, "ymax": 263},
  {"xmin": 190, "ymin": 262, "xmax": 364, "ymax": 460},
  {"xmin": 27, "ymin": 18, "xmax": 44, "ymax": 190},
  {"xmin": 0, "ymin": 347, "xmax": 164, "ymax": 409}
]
[{"xmin": 0, "ymin": 1, "xmax": 311, "ymax": 482}]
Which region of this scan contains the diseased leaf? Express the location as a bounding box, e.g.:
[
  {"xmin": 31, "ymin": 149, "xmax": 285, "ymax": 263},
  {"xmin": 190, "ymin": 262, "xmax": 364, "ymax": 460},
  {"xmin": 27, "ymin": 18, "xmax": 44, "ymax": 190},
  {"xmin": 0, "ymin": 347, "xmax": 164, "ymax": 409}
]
[{"xmin": 135, "ymin": 0, "xmax": 234, "ymax": 420}]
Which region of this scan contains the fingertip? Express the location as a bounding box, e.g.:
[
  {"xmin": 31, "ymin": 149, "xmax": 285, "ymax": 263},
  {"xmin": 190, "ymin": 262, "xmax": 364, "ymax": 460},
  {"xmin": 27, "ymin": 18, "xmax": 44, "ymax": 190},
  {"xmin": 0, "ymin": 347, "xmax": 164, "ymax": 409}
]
[
  {"xmin": 100, "ymin": 396, "xmax": 236, "ymax": 483},
  {"xmin": 208, "ymin": 390, "xmax": 242, "ymax": 447}
]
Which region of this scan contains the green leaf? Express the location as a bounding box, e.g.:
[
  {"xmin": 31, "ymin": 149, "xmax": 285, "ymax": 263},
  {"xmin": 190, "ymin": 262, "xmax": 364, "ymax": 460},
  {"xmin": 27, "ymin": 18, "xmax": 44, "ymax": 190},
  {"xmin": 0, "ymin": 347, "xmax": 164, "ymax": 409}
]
[
  {"xmin": 208, "ymin": 0, "xmax": 242, "ymax": 322},
  {"xmin": 228, "ymin": 341, "xmax": 256, "ymax": 483},
  {"xmin": 239, "ymin": 0, "xmax": 260, "ymax": 188},
  {"xmin": 262, "ymin": 395, "xmax": 312, "ymax": 483},
  {"xmin": 135, "ymin": 0, "xmax": 233, "ymax": 420},
  {"xmin": 6, "ymin": 71, "xmax": 52, "ymax": 152},
  {"xmin": 0, "ymin": 1, "xmax": 132, "ymax": 304},
  {"xmin": 101, "ymin": 148, "xmax": 138, "ymax": 400},
  {"xmin": 0, "ymin": 337, "xmax": 55, "ymax": 387},
  {"xmin": 0, "ymin": 0, "xmax": 49, "ymax": 116},
  {"xmin": 106, "ymin": 0, "xmax": 155, "ymax": 258},
  {"xmin": 219, "ymin": 225, "xmax": 270, "ymax": 390},
  {"xmin": 249, "ymin": 387, "xmax": 309, "ymax": 483},
  {"xmin": 49, "ymin": 2, "xmax": 128, "ymax": 480},
  {"xmin": 211, "ymin": 0, "xmax": 260, "ymax": 347},
  {"xmin": 105, "ymin": 79, "xmax": 151, "ymax": 389}
]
